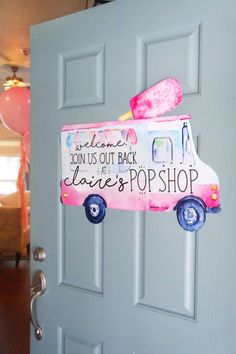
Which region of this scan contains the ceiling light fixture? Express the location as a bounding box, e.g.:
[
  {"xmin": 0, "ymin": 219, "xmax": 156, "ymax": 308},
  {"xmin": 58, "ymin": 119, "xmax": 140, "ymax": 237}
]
[
  {"xmin": 20, "ymin": 48, "xmax": 30, "ymax": 57},
  {"xmin": 3, "ymin": 66, "xmax": 26, "ymax": 90}
]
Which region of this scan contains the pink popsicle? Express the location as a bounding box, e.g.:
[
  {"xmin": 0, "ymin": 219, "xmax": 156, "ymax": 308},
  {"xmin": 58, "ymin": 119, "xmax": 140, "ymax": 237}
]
[{"xmin": 129, "ymin": 78, "xmax": 183, "ymax": 119}]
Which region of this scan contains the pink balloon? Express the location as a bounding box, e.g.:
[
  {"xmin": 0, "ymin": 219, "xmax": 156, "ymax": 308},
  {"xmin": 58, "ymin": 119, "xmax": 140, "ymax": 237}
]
[
  {"xmin": 0, "ymin": 87, "xmax": 30, "ymax": 135},
  {"xmin": 23, "ymin": 132, "xmax": 30, "ymax": 162}
]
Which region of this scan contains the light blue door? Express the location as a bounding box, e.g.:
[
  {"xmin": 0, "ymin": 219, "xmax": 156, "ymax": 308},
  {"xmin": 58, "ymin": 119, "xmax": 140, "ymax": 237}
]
[{"xmin": 30, "ymin": 1, "xmax": 236, "ymax": 353}]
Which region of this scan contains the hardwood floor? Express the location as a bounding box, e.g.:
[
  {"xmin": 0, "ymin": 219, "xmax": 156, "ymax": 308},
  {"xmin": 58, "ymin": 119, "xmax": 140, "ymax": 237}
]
[{"xmin": 0, "ymin": 260, "xmax": 30, "ymax": 354}]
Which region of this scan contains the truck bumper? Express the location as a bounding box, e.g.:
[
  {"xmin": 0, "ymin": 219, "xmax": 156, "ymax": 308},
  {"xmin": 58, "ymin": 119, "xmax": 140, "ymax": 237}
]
[{"xmin": 207, "ymin": 205, "xmax": 221, "ymax": 213}]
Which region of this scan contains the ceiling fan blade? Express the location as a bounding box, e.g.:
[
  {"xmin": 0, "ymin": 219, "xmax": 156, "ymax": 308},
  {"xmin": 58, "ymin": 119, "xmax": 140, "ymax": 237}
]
[{"xmin": 2, "ymin": 81, "xmax": 30, "ymax": 88}]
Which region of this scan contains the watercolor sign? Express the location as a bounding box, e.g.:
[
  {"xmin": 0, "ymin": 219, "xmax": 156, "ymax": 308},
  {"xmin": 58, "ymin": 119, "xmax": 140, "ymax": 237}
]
[{"xmin": 61, "ymin": 78, "xmax": 221, "ymax": 231}]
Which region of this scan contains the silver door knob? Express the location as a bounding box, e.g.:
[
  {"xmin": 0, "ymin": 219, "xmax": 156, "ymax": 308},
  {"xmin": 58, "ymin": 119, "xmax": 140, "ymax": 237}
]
[
  {"xmin": 33, "ymin": 247, "xmax": 46, "ymax": 262},
  {"xmin": 30, "ymin": 270, "xmax": 47, "ymax": 340}
]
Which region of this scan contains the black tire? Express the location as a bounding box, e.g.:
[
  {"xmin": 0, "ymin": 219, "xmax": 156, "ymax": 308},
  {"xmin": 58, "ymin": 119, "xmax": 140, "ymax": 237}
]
[
  {"xmin": 83, "ymin": 194, "xmax": 106, "ymax": 224},
  {"xmin": 176, "ymin": 198, "xmax": 206, "ymax": 232}
]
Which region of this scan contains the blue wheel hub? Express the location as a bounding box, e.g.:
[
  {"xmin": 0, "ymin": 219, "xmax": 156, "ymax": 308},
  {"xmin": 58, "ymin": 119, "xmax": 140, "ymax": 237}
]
[
  {"xmin": 184, "ymin": 207, "xmax": 198, "ymax": 224},
  {"xmin": 89, "ymin": 203, "xmax": 100, "ymax": 217}
]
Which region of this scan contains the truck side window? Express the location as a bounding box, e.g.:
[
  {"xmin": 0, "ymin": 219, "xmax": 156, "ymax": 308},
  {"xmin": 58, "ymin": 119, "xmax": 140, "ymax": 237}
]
[{"xmin": 152, "ymin": 137, "xmax": 173, "ymax": 163}]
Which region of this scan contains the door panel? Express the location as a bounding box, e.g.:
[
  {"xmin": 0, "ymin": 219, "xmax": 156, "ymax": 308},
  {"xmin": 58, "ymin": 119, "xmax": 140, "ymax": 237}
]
[
  {"xmin": 59, "ymin": 206, "xmax": 104, "ymax": 295},
  {"xmin": 134, "ymin": 212, "xmax": 197, "ymax": 320},
  {"xmin": 137, "ymin": 23, "xmax": 201, "ymax": 95},
  {"xmin": 58, "ymin": 43, "xmax": 105, "ymax": 109},
  {"xmin": 31, "ymin": 1, "xmax": 236, "ymax": 353}
]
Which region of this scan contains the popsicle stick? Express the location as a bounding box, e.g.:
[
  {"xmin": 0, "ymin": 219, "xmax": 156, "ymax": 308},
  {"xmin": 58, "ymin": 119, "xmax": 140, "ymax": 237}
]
[{"xmin": 118, "ymin": 110, "xmax": 133, "ymax": 121}]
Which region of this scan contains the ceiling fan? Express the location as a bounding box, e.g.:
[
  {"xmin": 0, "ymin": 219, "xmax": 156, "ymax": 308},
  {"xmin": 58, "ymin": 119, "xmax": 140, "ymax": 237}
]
[{"xmin": 1, "ymin": 65, "xmax": 30, "ymax": 90}]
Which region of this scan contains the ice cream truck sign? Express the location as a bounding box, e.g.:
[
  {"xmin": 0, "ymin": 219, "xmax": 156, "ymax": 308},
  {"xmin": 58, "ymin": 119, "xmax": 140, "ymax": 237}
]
[{"xmin": 61, "ymin": 78, "xmax": 221, "ymax": 231}]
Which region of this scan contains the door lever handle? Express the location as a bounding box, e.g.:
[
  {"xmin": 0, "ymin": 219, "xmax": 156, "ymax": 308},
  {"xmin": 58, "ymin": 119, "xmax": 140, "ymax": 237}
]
[{"xmin": 30, "ymin": 270, "xmax": 46, "ymax": 340}]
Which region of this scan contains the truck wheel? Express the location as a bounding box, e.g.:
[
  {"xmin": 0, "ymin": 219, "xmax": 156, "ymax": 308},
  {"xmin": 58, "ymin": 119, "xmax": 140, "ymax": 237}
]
[
  {"xmin": 83, "ymin": 194, "xmax": 106, "ymax": 224},
  {"xmin": 176, "ymin": 199, "xmax": 206, "ymax": 232}
]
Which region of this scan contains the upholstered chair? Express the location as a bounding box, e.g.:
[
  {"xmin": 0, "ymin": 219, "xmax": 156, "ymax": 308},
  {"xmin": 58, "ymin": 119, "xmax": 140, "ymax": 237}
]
[{"xmin": 0, "ymin": 191, "xmax": 30, "ymax": 265}]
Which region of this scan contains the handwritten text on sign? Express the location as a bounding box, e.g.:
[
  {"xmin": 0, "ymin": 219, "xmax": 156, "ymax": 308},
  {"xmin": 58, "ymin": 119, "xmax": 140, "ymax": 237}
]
[{"xmin": 63, "ymin": 131, "xmax": 198, "ymax": 194}]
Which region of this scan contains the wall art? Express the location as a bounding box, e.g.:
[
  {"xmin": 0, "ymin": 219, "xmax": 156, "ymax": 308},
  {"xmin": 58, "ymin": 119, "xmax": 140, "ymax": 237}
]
[{"xmin": 61, "ymin": 78, "xmax": 221, "ymax": 231}]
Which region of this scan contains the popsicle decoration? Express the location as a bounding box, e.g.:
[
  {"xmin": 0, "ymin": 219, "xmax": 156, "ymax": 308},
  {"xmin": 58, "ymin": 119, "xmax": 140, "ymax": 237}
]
[
  {"xmin": 61, "ymin": 78, "xmax": 221, "ymax": 231},
  {"xmin": 119, "ymin": 78, "xmax": 183, "ymax": 121}
]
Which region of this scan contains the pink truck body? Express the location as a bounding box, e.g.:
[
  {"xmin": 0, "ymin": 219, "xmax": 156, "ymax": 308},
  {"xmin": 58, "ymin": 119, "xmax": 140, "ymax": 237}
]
[{"xmin": 61, "ymin": 115, "xmax": 220, "ymax": 215}]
